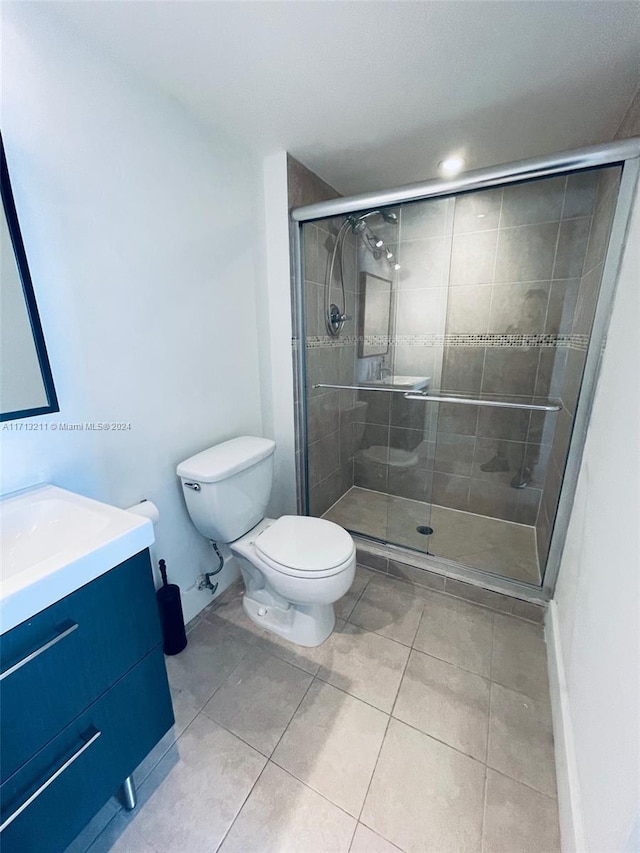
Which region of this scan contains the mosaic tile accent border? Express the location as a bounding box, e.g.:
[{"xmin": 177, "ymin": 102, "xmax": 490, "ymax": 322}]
[{"xmin": 305, "ymin": 333, "xmax": 590, "ymax": 351}]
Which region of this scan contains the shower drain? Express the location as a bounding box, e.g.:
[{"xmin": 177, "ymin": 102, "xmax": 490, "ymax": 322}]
[{"xmin": 416, "ymin": 525, "xmax": 434, "ymax": 536}]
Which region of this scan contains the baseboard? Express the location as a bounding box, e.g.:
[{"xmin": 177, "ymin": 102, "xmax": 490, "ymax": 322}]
[{"xmin": 546, "ymin": 600, "xmax": 586, "ymax": 853}]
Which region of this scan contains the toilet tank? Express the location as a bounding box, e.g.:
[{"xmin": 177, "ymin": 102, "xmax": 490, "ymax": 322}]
[{"xmin": 177, "ymin": 437, "xmax": 276, "ymax": 543}]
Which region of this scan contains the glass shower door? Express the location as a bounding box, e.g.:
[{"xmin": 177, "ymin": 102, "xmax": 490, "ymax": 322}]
[
  {"xmin": 380, "ymin": 195, "xmax": 453, "ymax": 555},
  {"xmin": 421, "ymin": 167, "xmax": 621, "ymax": 584},
  {"xmin": 302, "ymin": 163, "xmax": 622, "ymax": 588}
]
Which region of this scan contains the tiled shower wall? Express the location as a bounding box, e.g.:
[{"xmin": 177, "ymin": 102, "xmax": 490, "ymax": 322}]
[
  {"xmin": 287, "ymin": 155, "xmax": 359, "ymax": 516},
  {"xmin": 535, "ymin": 166, "xmax": 621, "ymax": 563},
  {"xmin": 353, "ymin": 172, "xmax": 609, "ymax": 532}
]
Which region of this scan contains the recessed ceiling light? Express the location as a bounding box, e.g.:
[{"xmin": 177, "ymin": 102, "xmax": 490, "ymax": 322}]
[{"xmin": 439, "ymin": 155, "xmax": 465, "ymax": 177}]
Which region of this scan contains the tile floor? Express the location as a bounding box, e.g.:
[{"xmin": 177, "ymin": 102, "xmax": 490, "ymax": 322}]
[
  {"xmin": 324, "ymin": 487, "xmax": 540, "ymax": 584},
  {"xmin": 70, "ymin": 568, "xmax": 559, "ymax": 853}
]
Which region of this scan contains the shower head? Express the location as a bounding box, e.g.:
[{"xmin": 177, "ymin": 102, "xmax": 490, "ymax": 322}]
[
  {"xmin": 346, "ymin": 209, "xmax": 401, "ymax": 272},
  {"xmin": 349, "ymin": 209, "xmax": 398, "ymax": 228}
]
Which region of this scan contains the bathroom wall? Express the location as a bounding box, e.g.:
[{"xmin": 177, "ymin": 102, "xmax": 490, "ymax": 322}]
[
  {"xmin": 2, "ymin": 5, "xmax": 265, "ymax": 622},
  {"xmin": 535, "ymin": 166, "xmax": 621, "ymax": 563},
  {"xmin": 290, "ymin": 158, "xmax": 360, "ymax": 516},
  {"xmin": 550, "ymin": 173, "xmax": 639, "ymax": 853}
]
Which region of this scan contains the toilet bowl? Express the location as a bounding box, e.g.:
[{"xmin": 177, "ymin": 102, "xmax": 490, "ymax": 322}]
[{"xmin": 177, "ymin": 436, "xmax": 355, "ymax": 647}]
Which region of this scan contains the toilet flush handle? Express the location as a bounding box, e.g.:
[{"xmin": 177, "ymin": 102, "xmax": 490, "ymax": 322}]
[{"xmin": 183, "ymin": 482, "xmax": 201, "ymax": 491}]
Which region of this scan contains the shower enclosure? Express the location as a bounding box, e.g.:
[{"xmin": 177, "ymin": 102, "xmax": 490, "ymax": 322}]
[{"xmin": 292, "ymin": 140, "xmax": 639, "ymax": 600}]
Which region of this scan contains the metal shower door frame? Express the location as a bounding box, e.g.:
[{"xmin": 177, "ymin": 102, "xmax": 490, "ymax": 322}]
[{"xmin": 291, "ymin": 138, "xmax": 640, "ymax": 601}]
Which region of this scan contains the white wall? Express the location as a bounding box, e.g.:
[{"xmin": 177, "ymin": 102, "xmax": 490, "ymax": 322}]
[
  {"xmin": 549, "ymin": 177, "xmax": 639, "ymax": 851},
  {"xmin": 260, "ymin": 152, "xmax": 297, "ymax": 518},
  {"xmin": 1, "ymin": 4, "xmax": 266, "ymax": 622}
]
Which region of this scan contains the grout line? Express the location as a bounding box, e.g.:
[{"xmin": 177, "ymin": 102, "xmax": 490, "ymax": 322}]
[
  {"xmin": 213, "ymin": 760, "xmax": 271, "ymax": 852},
  {"xmin": 266, "ymin": 760, "xmax": 359, "ymax": 821},
  {"xmin": 311, "ymin": 670, "xmax": 398, "ymax": 718},
  {"xmin": 488, "ymin": 611, "xmax": 496, "ymax": 682},
  {"xmin": 201, "ymin": 609, "xmax": 323, "ymax": 681},
  {"xmin": 480, "ymin": 764, "xmax": 490, "ymax": 853},
  {"xmin": 486, "ymin": 679, "xmax": 495, "ymax": 766},
  {"xmin": 486, "ymin": 765, "xmax": 559, "ymax": 801},
  {"xmin": 268, "ymin": 675, "xmax": 316, "ymax": 758},
  {"xmin": 356, "ymin": 712, "xmax": 393, "ymax": 825},
  {"xmin": 347, "ymin": 820, "xmax": 359, "ymax": 852}
]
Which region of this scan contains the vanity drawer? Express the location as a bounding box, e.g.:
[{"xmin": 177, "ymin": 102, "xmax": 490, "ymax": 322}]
[
  {"xmin": 0, "ymin": 645, "xmax": 174, "ymax": 853},
  {"xmin": 0, "ymin": 549, "xmax": 161, "ymax": 782}
]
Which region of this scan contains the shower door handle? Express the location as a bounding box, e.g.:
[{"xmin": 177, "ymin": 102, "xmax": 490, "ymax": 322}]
[
  {"xmin": 402, "ymin": 393, "xmax": 562, "ymax": 412},
  {"xmin": 312, "ymin": 383, "xmax": 561, "ymax": 411}
]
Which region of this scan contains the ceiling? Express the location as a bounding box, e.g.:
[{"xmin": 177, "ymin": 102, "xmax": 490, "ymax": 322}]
[{"xmin": 47, "ymin": 1, "xmax": 640, "ymax": 195}]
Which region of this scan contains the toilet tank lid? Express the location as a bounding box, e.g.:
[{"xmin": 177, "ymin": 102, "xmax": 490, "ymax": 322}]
[{"xmin": 177, "ymin": 436, "xmax": 276, "ymax": 483}]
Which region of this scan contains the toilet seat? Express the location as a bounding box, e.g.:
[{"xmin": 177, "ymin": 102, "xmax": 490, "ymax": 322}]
[{"xmin": 255, "ymin": 516, "xmax": 355, "ymax": 579}]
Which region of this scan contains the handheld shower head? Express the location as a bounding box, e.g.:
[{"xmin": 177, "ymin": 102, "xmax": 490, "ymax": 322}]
[
  {"xmin": 346, "ymin": 208, "xmax": 400, "ymax": 272},
  {"xmin": 349, "ymin": 209, "xmax": 398, "ymax": 229}
]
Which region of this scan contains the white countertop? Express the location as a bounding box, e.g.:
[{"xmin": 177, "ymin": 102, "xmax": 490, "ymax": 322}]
[{"xmin": 0, "ymin": 484, "xmax": 155, "ymax": 634}]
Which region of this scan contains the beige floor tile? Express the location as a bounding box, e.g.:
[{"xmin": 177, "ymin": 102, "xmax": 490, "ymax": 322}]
[
  {"xmin": 413, "ymin": 590, "xmax": 494, "ymax": 677},
  {"xmin": 205, "ymin": 591, "xmax": 266, "ymax": 643},
  {"xmin": 317, "ymin": 622, "xmax": 410, "ymax": 712},
  {"xmin": 219, "ymin": 762, "xmax": 356, "ymax": 853},
  {"xmin": 335, "ymin": 565, "xmax": 375, "ymax": 620},
  {"xmin": 209, "ymin": 588, "xmax": 329, "ymax": 675},
  {"xmin": 272, "ymin": 680, "xmax": 388, "ymax": 816},
  {"xmin": 132, "ymin": 687, "xmax": 200, "ymax": 788},
  {"xmin": 70, "ymin": 691, "xmax": 200, "ymax": 852},
  {"xmin": 492, "ymin": 613, "xmax": 550, "ymax": 700},
  {"xmin": 361, "ymin": 719, "xmax": 485, "ymax": 853},
  {"xmin": 350, "ymin": 823, "xmax": 402, "ymax": 853},
  {"xmin": 252, "ymin": 625, "xmax": 328, "ymax": 675},
  {"xmin": 165, "ymin": 614, "xmax": 253, "ymax": 709},
  {"xmin": 203, "ymin": 649, "xmax": 313, "ymax": 756},
  {"xmin": 488, "ymin": 683, "xmax": 556, "ymax": 795},
  {"xmin": 393, "ymin": 649, "xmax": 490, "ymax": 760},
  {"xmin": 349, "ymin": 575, "xmax": 425, "ymax": 646},
  {"xmin": 93, "ymin": 714, "xmax": 266, "ymax": 853},
  {"xmin": 483, "ymin": 769, "xmax": 561, "ymax": 853},
  {"xmin": 66, "ymin": 799, "xmax": 122, "ymax": 853},
  {"xmin": 87, "ymin": 817, "xmax": 157, "ymax": 853}
]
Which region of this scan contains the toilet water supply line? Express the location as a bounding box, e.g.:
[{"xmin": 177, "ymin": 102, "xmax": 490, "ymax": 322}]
[{"xmin": 197, "ymin": 541, "xmax": 224, "ymax": 593}]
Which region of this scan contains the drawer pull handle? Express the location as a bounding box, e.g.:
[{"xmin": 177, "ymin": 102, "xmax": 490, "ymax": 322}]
[
  {"xmin": 0, "ymin": 729, "xmax": 101, "ymax": 832},
  {"xmin": 0, "ymin": 622, "xmax": 79, "ymax": 682}
]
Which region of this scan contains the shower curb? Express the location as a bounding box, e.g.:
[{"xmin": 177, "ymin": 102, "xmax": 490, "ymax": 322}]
[{"xmin": 354, "ymin": 537, "xmax": 546, "ymax": 624}]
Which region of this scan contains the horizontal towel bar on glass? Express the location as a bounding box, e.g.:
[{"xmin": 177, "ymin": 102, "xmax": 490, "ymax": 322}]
[
  {"xmin": 402, "ymin": 393, "xmax": 561, "ymax": 411},
  {"xmin": 312, "ymin": 384, "xmax": 562, "ymax": 412}
]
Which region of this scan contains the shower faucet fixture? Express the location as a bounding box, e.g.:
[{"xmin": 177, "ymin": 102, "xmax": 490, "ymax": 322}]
[{"xmin": 324, "ymin": 208, "xmax": 400, "ymax": 337}]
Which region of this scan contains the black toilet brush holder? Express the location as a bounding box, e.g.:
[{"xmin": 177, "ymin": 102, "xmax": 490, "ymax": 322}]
[{"xmin": 156, "ymin": 559, "xmax": 187, "ymax": 655}]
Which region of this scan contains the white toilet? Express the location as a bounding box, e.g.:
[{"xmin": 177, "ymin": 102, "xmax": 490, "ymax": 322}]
[{"xmin": 177, "ymin": 436, "xmax": 356, "ymax": 646}]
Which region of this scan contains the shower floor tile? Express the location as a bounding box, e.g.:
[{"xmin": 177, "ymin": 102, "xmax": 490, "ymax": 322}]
[
  {"xmin": 75, "ymin": 572, "xmax": 558, "ymax": 853},
  {"xmin": 323, "ymin": 486, "xmax": 541, "ymax": 584}
]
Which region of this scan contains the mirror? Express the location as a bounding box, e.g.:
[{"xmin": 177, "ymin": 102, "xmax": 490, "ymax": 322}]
[
  {"xmin": 1, "ymin": 135, "xmax": 59, "ymax": 421},
  {"xmin": 358, "ymin": 272, "xmax": 392, "ymax": 357}
]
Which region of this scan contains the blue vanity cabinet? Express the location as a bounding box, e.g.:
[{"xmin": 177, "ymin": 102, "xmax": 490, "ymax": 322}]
[{"xmin": 0, "ymin": 549, "xmax": 175, "ymax": 853}]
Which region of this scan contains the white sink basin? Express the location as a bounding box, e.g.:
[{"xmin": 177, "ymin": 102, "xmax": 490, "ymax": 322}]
[
  {"xmin": 0, "ymin": 484, "xmax": 154, "ymax": 633},
  {"xmin": 365, "ymin": 375, "xmax": 430, "ymax": 390}
]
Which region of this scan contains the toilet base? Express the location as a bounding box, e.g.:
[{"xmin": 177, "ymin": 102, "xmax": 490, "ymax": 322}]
[{"xmin": 242, "ymin": 593, "xmax": 335, "ymax": 647}]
